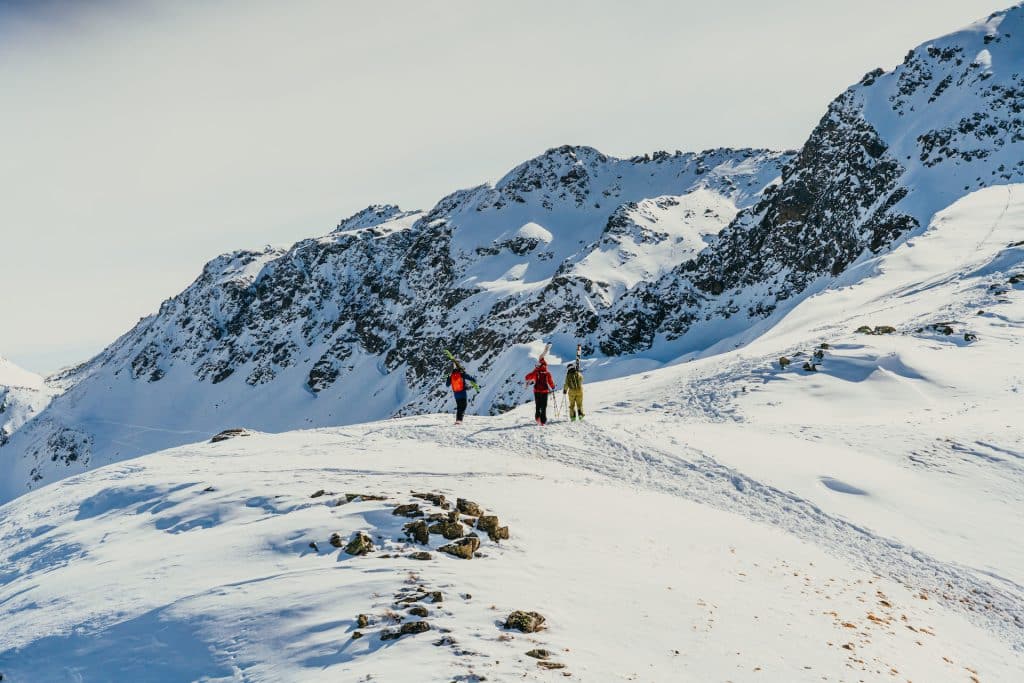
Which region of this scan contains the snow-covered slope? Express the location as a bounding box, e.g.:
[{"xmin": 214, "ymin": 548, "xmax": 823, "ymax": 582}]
[
  {"xmin": 1, "ymin": 185, "xmax": 1022, "ymax": 680},
  {"xmin": 0, "ymin": 357, "xmax": 52, "ymax": 447}
]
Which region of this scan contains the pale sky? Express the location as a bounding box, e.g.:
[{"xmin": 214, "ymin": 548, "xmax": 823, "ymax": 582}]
[{"xmin": 0, "ymin": 0, "xmax": 1006, "ymax": 374}]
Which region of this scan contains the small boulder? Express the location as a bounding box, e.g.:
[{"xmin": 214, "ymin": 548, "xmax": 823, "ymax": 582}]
[
  {"xmin": 964, "ymin": 332, "xmax": 978, "ymax": 342},
  {"xmin": 310, "ymin": 489, "xmax": 326, "ymax": 498},
  {"xmin": 1009, "ymin": 273, "xmax": 1024, "ymax": 284},
  {"xmin": 819, "ymin": 342, "xmax": 831, "ymax": 349},
  {"xmin": 381, "ymin": 621, "xmax": 430, "ymax": 640},
  {"xmin": 411, "ymin": 492, "xmax": 446, "ymax": 507},
  {"xmin": 461, "ymin": 517, "xmax": 478, "ymax": 526},
  {"xmin": 505, "ymin": 610, "xmax": 546, "ymax": 633},
  {"xmin": 408, "ymin": 605, "xmax": 428, "ymax": 617},
  {"xmin": 855, "ymin": 325, "xmax": 874, "ymax": 334},
  {"xmin": 210, "ymin": 428, "xmax": 249, "ymax": 443},
  {"xmin": 308, "ymin": 541, "xmax": 319, "ymax": 552},
  {"xmin": 874, "ymin": 325, "xmax": 897, "ymax": 335},
  {"xmin": 537, "ymin": 661, "xmax": 566, "ymax": 670},
  {"xmin": 526, "ymin": 649, "xmax": 552, "ymax": 660},
  {"xmin": 801, "ymin": 361, "xmax": 818, "ymax": 372},
  {"xmin": 357, "ymin": 614, "xmax": 370, "ymax": 629},
  {"xmin": 778, "ymin": 356, "xmax": 791, "ymax": 369},
  {"xmin": 344, "ymin": 531, "xmax": 375, "ymax": 556},
  {"xmin": 428, "ymin": 591, "xmax": 443, "ymax": 603},
  {"xmin": 813, "ymin": 349, "xmax": 824, "ymax": 360},
  {"xmin": 439, "ymin": 535, "xmax": 480, "ymax": 559},
  {"xmin": 476, "ymin": 515, "xmax": 509, "ymax": 542},
  {"xmin": 404, "ymin": 520, "xmax": 430, "ymax": 545},
  {"xmin": 408, "ymin": 551, "xmax": 433, "ymax": 561},
  {"xmin": 428, "ymin": 519, "xmax": 465, "ymax": 540},
  {"xmin": 392, "ymin": 503, "xmax": 423, "ymax": 518},
  {"xmin": 345, "ymin": 493, "xmax": 387, "ymax": 502},
  {"xmin": 456, "ymin": 498, "xmax": 484, "ymax": 516},
  {"xmin": 328, "ymin": 533, "xmax": 343, "ymax": 548},
  {"xmin": 351, "ymin": 631, "xmax": 363, "ymax": 640}
]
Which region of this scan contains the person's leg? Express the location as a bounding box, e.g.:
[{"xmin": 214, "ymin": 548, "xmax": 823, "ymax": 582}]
[
  {"xmin": 566, "ymin": 394, "xmax": 575, "ymax": 420},
  {"xmin": 576, "ymin": 390, "xmax": 584, "ymax": 418},
  {"xmin": 534, "ymin": 394, "xmax": 542, "ymax": 423},
  {"xmin": 539, "ymin": 392, "xmax": 549, "ymax": 424},
  {"xmin": 456, "ymin": 395, "xmax": 467, "ymax": 422}
]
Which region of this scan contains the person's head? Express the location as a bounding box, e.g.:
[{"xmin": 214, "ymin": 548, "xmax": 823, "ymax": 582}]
[{"xmin": 538, "ymin": 358, "xmax": 547, "ymax": 368}]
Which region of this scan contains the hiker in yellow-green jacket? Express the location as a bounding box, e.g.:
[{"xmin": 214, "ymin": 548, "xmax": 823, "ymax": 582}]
[{"xmin": 563, "ymin": 362, "xmax": 584, "ymax": 421}]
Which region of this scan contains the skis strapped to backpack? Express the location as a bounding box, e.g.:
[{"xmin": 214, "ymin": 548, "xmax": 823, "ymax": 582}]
[{"xmin": 444, "ymin": 349, "xmax": 480, "ymax": 391}]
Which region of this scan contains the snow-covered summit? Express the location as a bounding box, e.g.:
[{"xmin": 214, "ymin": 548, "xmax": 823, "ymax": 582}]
[{"xmin": 0, "ymin": 357, "xmax": 53, "ymax": 448}]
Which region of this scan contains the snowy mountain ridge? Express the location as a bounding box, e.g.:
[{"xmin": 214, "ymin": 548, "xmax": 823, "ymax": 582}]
[{"xmin": 3, "ymin": 4, "xmax": 1024, "ymax": 501}]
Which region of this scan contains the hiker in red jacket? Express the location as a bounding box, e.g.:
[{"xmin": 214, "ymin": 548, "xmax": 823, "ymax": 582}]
[{"xmin": 524, "ymin": 358, "xmax": 556, "ymax": 425}]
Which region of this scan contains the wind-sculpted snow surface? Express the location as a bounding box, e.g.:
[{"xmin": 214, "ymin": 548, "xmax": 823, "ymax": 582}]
[{"xmin": 5, "ymin": 5, "xmax": 1024, "ymax": 499}]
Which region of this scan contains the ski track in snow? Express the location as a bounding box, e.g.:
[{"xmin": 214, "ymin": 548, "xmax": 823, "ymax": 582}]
[{"xmin": 362, "ymin": 404, "xmax": 1024, "ymax": 653}]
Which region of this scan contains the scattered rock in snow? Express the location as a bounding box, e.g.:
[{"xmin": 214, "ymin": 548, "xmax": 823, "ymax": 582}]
[
  {"xmin": 439, "ymin": 535, "xmax": 480, "ymax": 559},
  {"xmin": 778, "ymin": 356, "xmax": 791, "ymax": 369},
  {"xmin": 345, "ymin": 493, "xmax": 387, "ymax": 502},
  {"xmin": 210, "ymin": 428, "xmax": 249, "ymax": 443},
  {"xmin": 408, "ymin": 605, "xmax": 428, "ymax": 618},
  {"xmin": 428, "ymin": 518, "xmax": 465, "ymax": 540},
  {"xmin": 344, "ymin": 531, "xmax": 375, "ymax": 555},
  {"xmin": 357, "ymin": 614, "xmax": 370, "ymax": 629},
  {"xmin": 411, "ymin": 491, "xmax": 448, "ymax": 508},
  {"xmin": 407, "ymin": 551, "xmax": 433, "ymax": 561},
  {"xmin": 964, "ymin": 332, "xmax": 978, "ymax": 342},
  {"xmin": 1009, "ymin": 273, "xmax": 1024, "ymax": 284},
  {"xmin": 526, "ymin": 649, "xmax": 552, "ymax": 660},
  {"xmin": 404, "ymin": 520, "xmax": 430, "ymax": 545},
  {"xmin": 457, "ymin": 498, "xmax": 484, "ymax": 516},
  {"xmin": 381, "ymin": 621, "xmax": 430, "ymax": 641},
  {"xmin": 802, "ymin": 362, "xmax": 818, "ymax": 372},
  {"xmin": 308, "ymin": 541, "xmax": 319, "ymax": 552},
  {"xmin": 392, "ymin": 503, "xmax": 424, "ymax": 518},
  {"xmin": 505, "ymin": 610, "xmax": 546, "ymax": 633},
  {"xmin": 329, "ymin": 533, "xmax": 343, "ymax": 548},
  {"xmin": 310, "ymin": 489, "xmax": 326, "ymax": 498},
  {"xmin": 537, "ymin": 661, "xmax": 566, "ymax": 670},
  {"xmin": 856, "ymin": 325, "xmax": 897, "ymax": 335},
  {"xmin": 476, "ymin": 515, "xmax": 509, "ymax": 542},
  {"xmin": 819, "ymin": 342, "xmax": 831, "ymax": 349},
  {"xmin": 351, "ymin": 631, "xmax": 363, "ymax": 640},
  {"xmin": 461, "ymin": 516, "xmax": 478, "ymax": 527}
]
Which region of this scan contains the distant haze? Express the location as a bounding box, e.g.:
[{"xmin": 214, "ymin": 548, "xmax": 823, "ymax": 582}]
[{"xmin": 0, "ymin": 0, "xmax": 1005, "ymax": 374}]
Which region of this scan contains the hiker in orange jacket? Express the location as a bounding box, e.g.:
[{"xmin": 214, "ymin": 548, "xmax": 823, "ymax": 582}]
[
  {"xmin": 524, "ymin": 358, "xmax": 556, "ymax": 425},
  {"xmin": 446, "ymin": 364, "xmax": 477, "ymax": 425}
]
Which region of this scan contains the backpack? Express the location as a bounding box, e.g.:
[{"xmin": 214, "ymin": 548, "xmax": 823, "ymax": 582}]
[{"xmin": 450, "ymin": 372, "xmax": 465, "ymax": 393}]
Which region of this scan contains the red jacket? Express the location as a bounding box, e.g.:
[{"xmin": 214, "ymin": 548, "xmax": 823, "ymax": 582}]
[{"xmin": 525, "ymin": 365, "xmax": 555, "ymax": 394}]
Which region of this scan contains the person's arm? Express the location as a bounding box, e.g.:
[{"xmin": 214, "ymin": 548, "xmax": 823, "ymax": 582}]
[
  {"xmin": 525, "ymin": 370, "xmax": 536, "ymax": 383},
  {"xmin": 445, "ymin": 374, "xmax": 452, "ymax": 387}
]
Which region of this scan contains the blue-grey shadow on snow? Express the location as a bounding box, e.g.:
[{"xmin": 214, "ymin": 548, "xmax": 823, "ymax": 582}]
[
  {"xmin": 75, "ymin": 483, "xmax": 196, "ymax": 521},
  {"xmin": 0, "ymin": 607, "xmax": 235, "ymax": 682},
  {"xmin": 819, "ymin": 476, "xmax": 869, "ymax": 496}
]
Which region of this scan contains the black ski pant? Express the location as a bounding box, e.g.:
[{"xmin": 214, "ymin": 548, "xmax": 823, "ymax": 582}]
[
  {"xmin": 455, "ymin": 395, "xmax": 467, "ymax": 422},
  {"xmin": 534, "ymin": 392, "xmax": 549, "ymax": 424}
]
